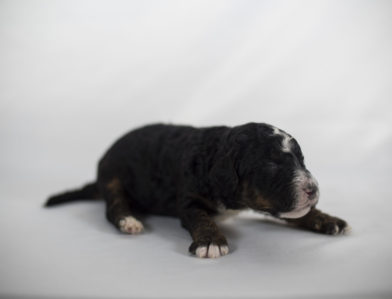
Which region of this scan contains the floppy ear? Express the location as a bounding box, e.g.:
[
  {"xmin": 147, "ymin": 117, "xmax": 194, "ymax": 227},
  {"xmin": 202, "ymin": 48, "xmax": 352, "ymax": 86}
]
[{"xmin": 209, "ymin": 155, "xmax": 239, "ymax": 198}]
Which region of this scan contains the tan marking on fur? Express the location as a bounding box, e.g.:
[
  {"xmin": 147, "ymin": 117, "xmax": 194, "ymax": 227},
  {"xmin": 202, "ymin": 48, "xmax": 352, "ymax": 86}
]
[
  {"xmin": 106, "ymin": 178, "xmax": 122, "ymax": 192},
  {"xmin": 106, "ymin": 178, "xmax": 124, "ymax": 209},
  {"xmin": 242, "ymin": 182, "xmax": 273, "ymax": 211},
  {"xmin": 254, "ymin": 193, "xmax": 273, "ymax": 210}
]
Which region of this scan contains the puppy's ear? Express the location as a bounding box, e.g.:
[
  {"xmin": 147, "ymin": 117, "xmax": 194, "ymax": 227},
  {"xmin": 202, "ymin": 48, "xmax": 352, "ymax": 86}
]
[{"xmin": 209, "ymin": 155, "xmax": 239, "ymax": 197}]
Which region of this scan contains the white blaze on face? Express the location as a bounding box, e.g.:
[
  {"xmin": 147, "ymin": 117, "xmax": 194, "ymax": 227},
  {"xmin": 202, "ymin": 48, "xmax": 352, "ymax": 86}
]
[
  {"xmin": 270, "ymin": 125, "xmax": 320, "ymax": 219},
  {"xmin": 279, "ymin": 169, "xmax": 320, "ymax": 219},
  {"xmin": 272, "ymin": 126, "xmax": 292, "ymax": 153}
]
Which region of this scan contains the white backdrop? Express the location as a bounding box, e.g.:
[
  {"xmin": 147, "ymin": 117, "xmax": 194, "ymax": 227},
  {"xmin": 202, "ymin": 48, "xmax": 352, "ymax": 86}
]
[{"xmin": 1, "ymin": 1, "xmax": 392, "ymax": 298}]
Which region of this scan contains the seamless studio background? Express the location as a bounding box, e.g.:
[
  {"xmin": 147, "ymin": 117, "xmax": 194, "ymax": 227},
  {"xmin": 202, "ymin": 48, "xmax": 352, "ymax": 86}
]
[{"xmin": 1, "ymin": 1, "xmax": 392, "ymax": 298}]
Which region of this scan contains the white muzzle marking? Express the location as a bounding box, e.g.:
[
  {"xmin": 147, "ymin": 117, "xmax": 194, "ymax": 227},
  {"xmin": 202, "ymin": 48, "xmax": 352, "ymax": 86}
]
[{"xmin": 280, "ymin": 169, "xmax": 319, "ymax": 219}]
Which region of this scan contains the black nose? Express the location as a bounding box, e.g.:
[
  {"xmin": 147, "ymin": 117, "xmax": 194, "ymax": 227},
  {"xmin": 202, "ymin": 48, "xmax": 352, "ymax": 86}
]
[{"xmin": 304, "ymin": 185, "xmax": 317, "ymax": 197}]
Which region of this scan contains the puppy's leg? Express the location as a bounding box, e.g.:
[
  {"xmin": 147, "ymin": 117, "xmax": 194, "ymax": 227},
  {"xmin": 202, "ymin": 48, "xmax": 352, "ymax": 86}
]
[
  {"xmin": 287, "ymin": 208, "xmax": 350, "ymax": 235},
  {"xmin": 180, "ymin": 208, "xmax": 229, "ymax": 258},
  {"xmin": 101, "ymin": 177, "xmax": 143, "ymax": 234}
]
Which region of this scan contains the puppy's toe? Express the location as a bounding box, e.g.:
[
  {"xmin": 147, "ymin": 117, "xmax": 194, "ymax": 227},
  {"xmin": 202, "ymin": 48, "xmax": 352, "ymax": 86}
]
[
  {"xmin": 324, "ymin": 223, "xmax": 340, "ymax": 235},
  {"xmin": 342, "ymin": 225, "xmax": 352, "ymax": 235},
  {"xmin": 195, "ymin": 246, "xmax": 208, "ymax": 258},
  {"xmin": 218, "ymin": 244, "xmax": 230, "ymax": 256},
  {"xmin": 194, "ymin": 243, "xmax": 229, "ymax": 258},
  {"xmin": 319, "ymin": 218, "xmax": 350, "ymax": 235},
  {"xmin": 207, "ymin": 244, "xmax": 221, "ymax": 258},
  {"xmin": 118, "ymin": 216, "xmax": 144, "ymax": 234}
]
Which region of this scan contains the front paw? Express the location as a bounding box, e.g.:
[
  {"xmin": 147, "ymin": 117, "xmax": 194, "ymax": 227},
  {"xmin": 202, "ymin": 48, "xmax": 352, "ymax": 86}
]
[
  {"xmin": 313, "ymin": 215, "xmax": 351, "ymax": 235},
  {"xmin": 290, "ymin": 209, "xmax": 351, "ymax": 235},
  {"xmin": 189, "ymin": 236, "xmax": 229, "ymax": 258}
]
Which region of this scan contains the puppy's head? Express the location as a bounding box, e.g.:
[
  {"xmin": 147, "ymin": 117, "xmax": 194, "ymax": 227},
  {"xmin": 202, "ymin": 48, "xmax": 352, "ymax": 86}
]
[{"xmin": 232, "ymin": 123, "xmax": 319, "ymax": 219}]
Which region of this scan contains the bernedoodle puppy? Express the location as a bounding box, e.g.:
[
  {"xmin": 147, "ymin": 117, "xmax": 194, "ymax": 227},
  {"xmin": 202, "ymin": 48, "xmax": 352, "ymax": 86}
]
[{"xmin": 45, "ymin": 123, "xmax": 350, "ymax": 258}]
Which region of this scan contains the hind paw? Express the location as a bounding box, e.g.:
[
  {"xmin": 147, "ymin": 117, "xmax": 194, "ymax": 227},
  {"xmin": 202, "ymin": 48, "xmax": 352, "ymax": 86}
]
[{"xmin": 118, "ymin": 216, "xmax": 144, "ymax": 234}]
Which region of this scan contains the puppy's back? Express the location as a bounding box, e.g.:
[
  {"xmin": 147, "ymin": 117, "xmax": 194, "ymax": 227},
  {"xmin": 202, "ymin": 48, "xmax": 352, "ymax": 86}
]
[{"xmin": 97, "ymin": 124, "xmax": 199, "ymax": 215}]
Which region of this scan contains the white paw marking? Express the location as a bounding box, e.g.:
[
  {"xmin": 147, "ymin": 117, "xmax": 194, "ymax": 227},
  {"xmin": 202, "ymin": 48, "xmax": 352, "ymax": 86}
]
[
  {"xmin": 219, "ymin": 245, "xmax": 229, "ymax": 256},
  {"xmin": 331, "ymin": 224, "xmax": 339, "ymax": 235},
  {"xmin": 195, "ymin": 244, "xmax": 229, "ymax": 258},
  {"xmin": 208, "ymin": 244, "xmax": 221, "ymax": 258},
  {"xmin": 342, "ymin": 225, "xmax": 352, "ymax": 235},
  {"xmin": 118, "ymin": 216, "xmax": 144, "ymax": 234},
  {"xmin": 195, "ymin": 246, "xmax": 208, "ymax": 258}
]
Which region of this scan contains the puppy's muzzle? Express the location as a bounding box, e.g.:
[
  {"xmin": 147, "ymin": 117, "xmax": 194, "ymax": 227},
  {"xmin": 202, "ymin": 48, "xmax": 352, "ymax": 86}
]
[{"xmin": 279, "ymin": 169, "xmax": 319, "ymax": 219}]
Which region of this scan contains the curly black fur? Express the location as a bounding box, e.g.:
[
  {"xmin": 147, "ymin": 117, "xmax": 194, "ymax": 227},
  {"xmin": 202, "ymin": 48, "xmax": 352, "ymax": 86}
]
[{"xmin": 46, "ymin": 122, "xmax": 349, "ymax": 258}]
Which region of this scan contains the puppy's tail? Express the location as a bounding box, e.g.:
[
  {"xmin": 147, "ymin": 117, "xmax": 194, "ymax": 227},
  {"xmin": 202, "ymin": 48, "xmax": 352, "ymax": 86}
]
[{"xmin": 44, "ymin": 182, "xmax": 100, "ymax": 207}]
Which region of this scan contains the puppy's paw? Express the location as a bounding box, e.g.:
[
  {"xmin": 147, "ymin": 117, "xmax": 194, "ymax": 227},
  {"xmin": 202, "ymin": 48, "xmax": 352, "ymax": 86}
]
[
  {"xmin": 192, "ymin": 243, "xmax": 229, "ymax": 258},
  {"xmin": 118, "ymin": 216, "xmax": 144, "ymax": 234},
  {"xmin": 189, "ymin": 236, "xmax": 229, "ymax": 258},
  {"xmin": 312, "ymin": 215, "xmax": 350, "ymax": 235},
  {"xmin": 289, "ymin": 209, "xmax": 351, "ymax": 236}
]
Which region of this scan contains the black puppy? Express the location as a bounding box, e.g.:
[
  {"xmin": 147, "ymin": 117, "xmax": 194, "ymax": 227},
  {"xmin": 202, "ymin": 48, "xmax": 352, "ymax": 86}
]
[{"xmin": 46, "ymin": 123, "xmax": 350, "ymax": 258}]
